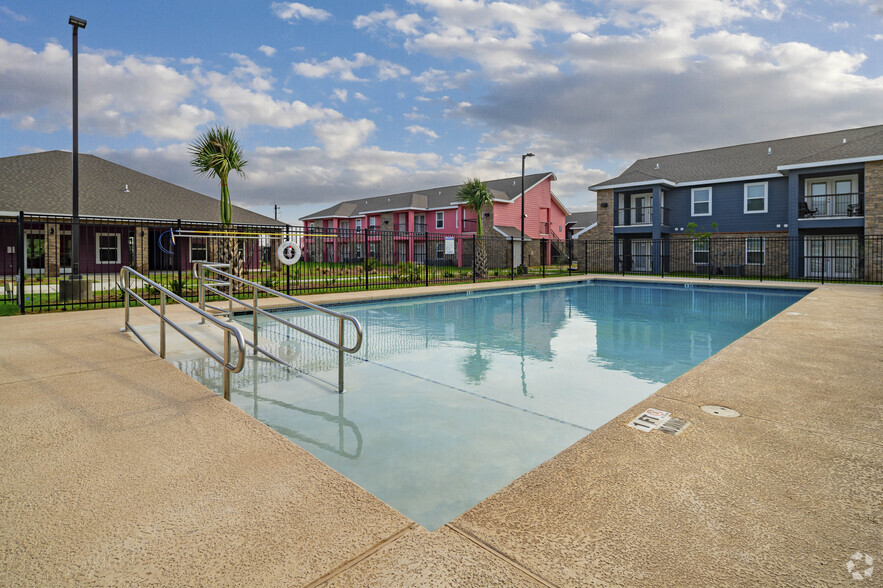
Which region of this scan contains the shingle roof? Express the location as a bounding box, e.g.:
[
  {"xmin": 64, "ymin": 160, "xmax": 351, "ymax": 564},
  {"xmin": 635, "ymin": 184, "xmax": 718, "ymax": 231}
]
[
  {"xmin": 0, "ymin": 151, "xmax": 281, "ymax": 226},
  {"xmin": 591, "ymin": 124, "xmax": 883, "ymax": 190},
  {"xmin": 301, "ymin": 172, "xmax": 555, "ymax": 220},
  {"xmin": 565, "ymin": 211, "xmax": 597, "ymax": 228}
]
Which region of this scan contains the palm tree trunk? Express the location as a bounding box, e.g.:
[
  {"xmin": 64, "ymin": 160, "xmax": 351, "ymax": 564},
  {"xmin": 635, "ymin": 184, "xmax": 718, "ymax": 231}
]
[{"xmin": 475, "ymin": 239, "xmax": 488, "ymax": 279}]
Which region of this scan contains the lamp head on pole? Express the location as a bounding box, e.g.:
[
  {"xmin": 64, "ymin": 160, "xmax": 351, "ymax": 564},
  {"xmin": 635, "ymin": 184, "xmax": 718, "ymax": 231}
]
[
  {"xmin": 69, "ymin": 15, "xmax": 87, "ymax": 29},
  {"xmin": 522, "ymin": 152, "xmax": 534, "ymax": 162}
]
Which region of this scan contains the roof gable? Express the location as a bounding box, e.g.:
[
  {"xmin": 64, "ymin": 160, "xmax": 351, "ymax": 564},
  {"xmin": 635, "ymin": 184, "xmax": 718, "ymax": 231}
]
[
  {"xmin": 0, "ymin": 151, "xmax": 281, "ymax": 225},
  {"xmin": 592, "ymin": 124, "xmax": 883, "ymax": 190}
]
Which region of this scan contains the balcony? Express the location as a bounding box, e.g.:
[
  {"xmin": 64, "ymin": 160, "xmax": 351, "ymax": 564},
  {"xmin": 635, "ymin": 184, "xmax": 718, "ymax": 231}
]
[
  {"xmin": 414, "ymin": 222, "xmax": 427, "ymax": 233},
  {"xmin": 615, "ymin": 206, "xmax": 670, "ymax": 227},
  {"xmin": 799, "ymin": 192, "xmax": 864, "ymax": 219}
]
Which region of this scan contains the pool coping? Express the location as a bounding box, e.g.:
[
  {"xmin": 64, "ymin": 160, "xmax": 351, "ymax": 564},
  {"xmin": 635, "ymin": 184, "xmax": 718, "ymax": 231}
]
[{"xmin": 1, "ymin": 278, "xmax": 880, "ymax": 585}]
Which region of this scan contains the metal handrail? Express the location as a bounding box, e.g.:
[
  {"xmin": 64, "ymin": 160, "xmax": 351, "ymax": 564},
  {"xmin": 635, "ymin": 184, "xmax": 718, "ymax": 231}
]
[
  {"xmin": 118, "ymin": 266, "xmax": 246, "ymax": 401},
  {"xmin": 193, "ymin": 262, "xmax": 363, "ymax": 393}
]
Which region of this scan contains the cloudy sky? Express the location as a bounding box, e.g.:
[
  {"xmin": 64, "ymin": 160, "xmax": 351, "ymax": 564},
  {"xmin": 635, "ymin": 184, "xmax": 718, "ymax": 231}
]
[{"xmin": 1, "ymin": 0, "xmax": 881, "ymax": 225}]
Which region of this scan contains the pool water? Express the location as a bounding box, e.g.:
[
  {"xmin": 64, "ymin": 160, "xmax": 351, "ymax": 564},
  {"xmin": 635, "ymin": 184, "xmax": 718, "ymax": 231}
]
[{"xmin": 174, "ymin": 280, "xmax": 806, "ymax": 530}]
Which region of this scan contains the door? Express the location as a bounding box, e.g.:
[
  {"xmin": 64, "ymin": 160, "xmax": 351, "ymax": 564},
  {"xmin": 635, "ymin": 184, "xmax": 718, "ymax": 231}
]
[
  {"xmin": 805, "ymin": 235, "xmax": 858, "ymax": 279},
  {"xmin": 25, "ymin": 233, "xmax": 45, "ymax": 271},
  {"xmin": 632, "ymin": 194, "xmax": 651, "ymax": 225},
  {"xmin": 631, "ymin": 240, "xmax": 652, "ymax": 272}
]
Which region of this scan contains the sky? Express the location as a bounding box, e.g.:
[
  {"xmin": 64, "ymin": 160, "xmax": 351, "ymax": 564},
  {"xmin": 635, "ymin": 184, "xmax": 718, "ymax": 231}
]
[{"xmin": 1, "ymin": 0, "xmax": 881, "ymax": 226}]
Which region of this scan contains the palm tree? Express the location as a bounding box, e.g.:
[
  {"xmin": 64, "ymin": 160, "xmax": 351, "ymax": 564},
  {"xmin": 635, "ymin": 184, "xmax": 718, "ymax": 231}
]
[
  {"xmin": 457, "ymin": 177, "xmax": 493, "ymax": 279},
  {"xmin": 189, "ymin": 126, "xmax": 248, "ymax": 277}
]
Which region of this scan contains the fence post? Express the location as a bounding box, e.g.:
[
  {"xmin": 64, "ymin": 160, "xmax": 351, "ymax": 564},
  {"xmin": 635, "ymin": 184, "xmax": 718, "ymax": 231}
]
[
  {"xmin": 285, "ymin": 225, "xmax": 291, "ymax": 294},
  {"xmin": 509, "ymin": 238, "xmax": 514, "ymax": 280},
  {"xmin": 364, "ymin": 228, "xmax": 369, "ymax": 291},
  {"xmin": 424, "ymin": 230, "xmax": 429, "ymax": 287},
  {"xmin": 568, "ymin": 239, "xmax": 573, "ymax": 276},
  {"xmin": 584, "ymin": 240, "xmax": 588, "ymax": 275},
  {"xmin": 176, "ymin": 218, "xmax": 183, "ymax": 295},
  {"xmin": 541, "ymin": 238, "xmax": 546, "ymax": 278},
  {"xmin": 659, "ymin": 238, "xmax": 665, "ymax": 278},
  {"xmin": 16, "ymin": 211, "xmax": 25, "ymax": 314},
  {"xmin": 472, "ymin": 234, "xmax": 476, "ymax": 283}
]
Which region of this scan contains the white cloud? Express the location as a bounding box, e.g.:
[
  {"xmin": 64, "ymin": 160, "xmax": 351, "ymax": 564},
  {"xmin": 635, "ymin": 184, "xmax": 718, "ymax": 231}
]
[
  {"xmin": 353, "ymin": 92, "xmax": 369, "ymax": 101},
  {"xmin": 312, "ymin": 118, "xmax": 377, "ymax": 157},
  {"xmin": 293, "ymin": 52, "xmax": 409, "ymax": 81},
  {"xmin": 0, "ymin": 39, "xmax": 213, "ymax": 140},
  {"xmin": 354, "ymin": 8, "xmax": 423, "ymax": 35},
  {"xmin": 258, "ymin": 45, "xmax": 277, "ymax": 57},
  {"xmin": 404, "ymin": 108, "xmax": 428, "ymax": 120},
  {"xmin": 412, "ymin": 68, "xmax": 474, "ymax": 91},
  {"xmin": 271, "ymin": 2, "xmax": 331, "ymax": 22},
  {"xmin": 1, "ymin": 6, "xmax": 27, "ymax": 22},
  {"xmin": 332, "ymin": 88, "xmax": 348, "ymax": 102},
  {"xmin": 829, "ymin": 21, "xmax": 852, "ymax": 32},
  {"xmin": 871, "ymin": 34, "xmax": 883, "ymax": 41},
  {"xmin": 406, "ymin": 125, "xmax": 439, "ymax": 139}
]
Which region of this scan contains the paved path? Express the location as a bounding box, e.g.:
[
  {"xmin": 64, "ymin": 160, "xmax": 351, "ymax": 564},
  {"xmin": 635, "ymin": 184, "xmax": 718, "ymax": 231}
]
[{"xmin": 1, "ymin": 277, "xmax": 880, "ymax": 586}]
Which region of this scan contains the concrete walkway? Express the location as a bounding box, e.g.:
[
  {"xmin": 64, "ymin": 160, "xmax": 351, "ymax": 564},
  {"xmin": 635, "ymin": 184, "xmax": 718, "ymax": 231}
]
[{"xmin": 0, "ymin": 277, "xmax": 880, "ymax": 586}]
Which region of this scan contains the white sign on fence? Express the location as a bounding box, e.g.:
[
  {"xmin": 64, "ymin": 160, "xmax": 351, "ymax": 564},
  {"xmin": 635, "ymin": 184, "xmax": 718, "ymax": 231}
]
[{"xmin": 445, "ymin": 237, "xmax": 455, "ymax": 255}]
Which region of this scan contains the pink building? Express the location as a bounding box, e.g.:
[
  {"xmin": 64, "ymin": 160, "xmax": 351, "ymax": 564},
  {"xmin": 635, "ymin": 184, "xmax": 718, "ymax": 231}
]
[{"xmin": 300, "ymin": 172, "xmax": 568, "ymax": 268}]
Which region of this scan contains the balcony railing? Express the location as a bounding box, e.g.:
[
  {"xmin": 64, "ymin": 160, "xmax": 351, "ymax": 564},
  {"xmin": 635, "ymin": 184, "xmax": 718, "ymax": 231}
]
[
  {"xmin": 414, "ymin": 223, "xmax": 426, "ymax": 233},
  {"xmin": 462, "ymin": 218, "xmax": 477, "ymax": 232},
  {"xmin": 799, "ymin": 192, "xmax": 863, "ymax": 218},
  {"xmin": 615, "ymin": 207, "xmax": 670, "ymax": 227}
]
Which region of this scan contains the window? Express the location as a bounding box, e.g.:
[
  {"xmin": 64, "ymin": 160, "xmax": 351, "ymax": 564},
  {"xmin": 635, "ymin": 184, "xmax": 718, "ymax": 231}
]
[
  {"xmin": 190, "ymin": 240, "xmax": 207, "ymax": 262},
  {"xmin": 436, "ymin": 211, "xmax": 444, "ymax": 229},
  {"xmin": 355, "ymin": 218, "xmax": 362, "ymax": 231},
  {"xmin": 355, "ymin": 243, "xmax": 363, "ymax": 258},
  {"xmin": 744, "ymin": 182, "xmax": 767, "ymax": 213},
  {"xmin": 746, "ymin": 237, "xmax": 765, "ymax": 265},
  {"xmin": 691, "ymin": 187, "xmax": 712, "ymax": 216},
  {"xmin": 340, "ymin": 220, "xmax": 349, "ymax": 231},
  {"xmin": 369, "ymin": 243, "xmax": 376, "ymax": 257},
  {"xmin": 436, "ymin": 242, "xmax": 445, "ymax": 259},
  {"xmin": 96, "ymin": 233, "xmax": 120, "ymax": 264},
  {"xmin": 369, "ymin": 217, "xmax": 376, "ymax": 230},
  {"xmin": 692, "ymin": 239, "xmax": 709, "ymax": 265},
  {"xmin": 415, "ymin": 214, "xmax": 426, "ymax": 232}
]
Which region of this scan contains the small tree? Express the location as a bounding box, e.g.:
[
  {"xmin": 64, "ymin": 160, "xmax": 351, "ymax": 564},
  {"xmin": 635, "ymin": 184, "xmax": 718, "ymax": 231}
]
[
  {"xmin": 457, "ymin": 178, "xmax": 493, "ymax": 279},
  {"xmin": 189, "ymin": 126, "xmax": 248, "ymax": 277}
]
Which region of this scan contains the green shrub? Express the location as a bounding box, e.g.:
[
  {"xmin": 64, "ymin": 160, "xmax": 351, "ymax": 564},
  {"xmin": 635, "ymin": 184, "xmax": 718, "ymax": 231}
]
[
  {"xmin": 392, "ymin": 262, "xmax": 422, "ymax": 283},
  {"xmin": 366, "ymin": 257, "xmax": 380, "ymax": 271}
]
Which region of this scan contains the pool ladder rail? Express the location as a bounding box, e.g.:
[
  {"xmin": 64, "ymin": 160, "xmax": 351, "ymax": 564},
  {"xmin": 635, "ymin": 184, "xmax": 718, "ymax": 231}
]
[
  {"xmin": 193, "ymin": 262, "xmax": 363, "ymax": 394},
  {"xmin": 117, "ymin": 263, "xmax": 363, "ymax": 399}
]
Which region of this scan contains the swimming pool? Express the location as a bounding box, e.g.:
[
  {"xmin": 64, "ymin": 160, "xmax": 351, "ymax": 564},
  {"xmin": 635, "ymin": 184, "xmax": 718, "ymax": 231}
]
[{"xmin": 174, "ymin": 280, "xmax": 807, "ymax": 530}]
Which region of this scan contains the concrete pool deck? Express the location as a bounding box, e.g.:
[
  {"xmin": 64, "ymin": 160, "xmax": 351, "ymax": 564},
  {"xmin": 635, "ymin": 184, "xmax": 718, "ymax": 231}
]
[{"xmin": 0, "ymin": 277, "xmax": 880, "ymax": 586}]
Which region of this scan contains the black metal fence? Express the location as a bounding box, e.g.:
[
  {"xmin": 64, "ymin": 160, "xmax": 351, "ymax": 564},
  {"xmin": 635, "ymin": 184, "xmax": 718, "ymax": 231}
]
[{"xmin": 2, "ymin": 212, "xmax": 881, "ymax": 314}]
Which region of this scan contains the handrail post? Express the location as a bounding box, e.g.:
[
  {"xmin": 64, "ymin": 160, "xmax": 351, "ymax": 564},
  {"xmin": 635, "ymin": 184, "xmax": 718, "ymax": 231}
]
[
  {"xmin": 252, "ymin": 283, "xmax": 259, "ymax": 354},
  {"xmin": 224, "ymin": 330, "xmax": 231, "ymax": 401},
  {"xmin": 338, "ymin": 316, "xmax": 345, "ymax": 393},
  {"xmin": 159, "ymin": 290, "xmax": 166, "ymax": 359},
  {"xmin": 198, "ymin": 262, "xmax": 206, "ymax": 324},
  {"xmin": 123, "ymin": 270, "xmax": 130, "ymax": 329},
  {"xmin": 228, "ymin": 268, "xmax": 234, "ymax": 320}
]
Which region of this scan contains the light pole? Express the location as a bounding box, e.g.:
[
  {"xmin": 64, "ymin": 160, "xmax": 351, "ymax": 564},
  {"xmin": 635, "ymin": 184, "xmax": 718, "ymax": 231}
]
[
  {"xmin": 519, "ymin": 152, "xmax": 534, "ymax": 272},
  {"xmin": 69, "ymin": 15, "xmax": 86, "ymax": 281}
]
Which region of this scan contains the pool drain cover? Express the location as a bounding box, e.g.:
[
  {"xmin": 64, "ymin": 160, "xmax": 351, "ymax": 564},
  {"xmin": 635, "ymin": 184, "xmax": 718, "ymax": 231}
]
[{"xmin": 701, "ymin": 405, "xmax": 740, "ymax": 418}]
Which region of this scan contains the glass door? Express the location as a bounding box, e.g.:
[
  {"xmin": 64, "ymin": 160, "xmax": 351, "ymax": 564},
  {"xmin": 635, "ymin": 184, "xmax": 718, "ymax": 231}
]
[
  {"xmin": 25, "ymin": 233, "xmax": 45, "ymax": 271},
  {"xmin": 631, "ymin": 240, "xmax": 652, "ymax": 272}
]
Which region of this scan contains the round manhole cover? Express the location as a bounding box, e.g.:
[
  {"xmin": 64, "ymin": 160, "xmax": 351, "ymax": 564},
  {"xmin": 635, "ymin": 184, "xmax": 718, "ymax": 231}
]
[{"xmin": 701, "ymin": 405, "xmax": 740, "ymax": 418}]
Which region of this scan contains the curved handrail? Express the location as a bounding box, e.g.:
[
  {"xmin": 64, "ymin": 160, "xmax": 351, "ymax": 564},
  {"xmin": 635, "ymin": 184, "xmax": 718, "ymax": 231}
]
[
  {"xmin": 118, "ymin": 266, "xmax": 247, "ymax": 399},
  {"xmin": 194, "ymin": 262, "xmax": 363, "ymax": 392}
]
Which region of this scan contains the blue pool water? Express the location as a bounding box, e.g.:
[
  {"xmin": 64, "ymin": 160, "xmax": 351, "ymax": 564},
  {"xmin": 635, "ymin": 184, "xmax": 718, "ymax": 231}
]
[{"xmin": 174, "ymin": 280, "xmax": 806, "ymax": 530}]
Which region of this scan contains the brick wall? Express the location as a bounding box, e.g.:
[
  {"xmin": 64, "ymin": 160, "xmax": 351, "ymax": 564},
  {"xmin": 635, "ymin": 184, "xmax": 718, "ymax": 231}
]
[
  {"xmin": 669, "ymin": 232, "xmax": 789, "ymax": 277},
  {"xmin": 864, "ymin": 161, "xmax": 883, "ymax": 235}
]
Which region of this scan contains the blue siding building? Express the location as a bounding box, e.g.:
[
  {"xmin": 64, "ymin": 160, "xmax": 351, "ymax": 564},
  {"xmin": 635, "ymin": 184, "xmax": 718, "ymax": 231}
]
[{"xmin": 590, "ymin": 125, "xmax": 883, "ymax": 280}]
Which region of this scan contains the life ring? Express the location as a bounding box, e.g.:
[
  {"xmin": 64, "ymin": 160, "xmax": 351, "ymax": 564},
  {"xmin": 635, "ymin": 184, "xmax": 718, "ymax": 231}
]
[{"xmin": 277, "ymin": 241, "xmax": 301, "ymax": 265}]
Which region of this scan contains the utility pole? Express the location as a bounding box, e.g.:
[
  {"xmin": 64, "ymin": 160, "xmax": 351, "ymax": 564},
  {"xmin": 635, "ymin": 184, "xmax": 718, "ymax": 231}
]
[{"xmin": 274, "ymin": 204, "xmax": 280, "ymax": 221}]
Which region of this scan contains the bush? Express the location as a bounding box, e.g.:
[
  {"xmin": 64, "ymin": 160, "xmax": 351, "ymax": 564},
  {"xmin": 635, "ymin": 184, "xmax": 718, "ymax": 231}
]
[
  {"xmin": 392, "ymin": 262, "xmax": 422, "ymax": 283},
  {"xmin": 366, "ymin": 257, "xmax": 380, "ymax": 271}
]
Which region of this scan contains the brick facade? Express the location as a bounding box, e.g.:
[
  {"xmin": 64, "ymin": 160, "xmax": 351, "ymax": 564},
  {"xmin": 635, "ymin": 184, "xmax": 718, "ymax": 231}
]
[
  {"xmin": 669, "ymin": 232, "xmax": 790, "ymax": 278},
  {"xmin": 865, "ymin": 160, "xmax": 883, "ymax": 236}
]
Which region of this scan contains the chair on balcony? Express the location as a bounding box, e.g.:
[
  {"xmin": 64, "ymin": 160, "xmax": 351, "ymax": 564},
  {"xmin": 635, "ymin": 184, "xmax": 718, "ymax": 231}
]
[
  {"xmin": 847, "ymin": 203, "xmax": 863, "ymax": 216},
  {"xmin": 799, "ymin": 202, "xmax": 817, "ymax": 218}
]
